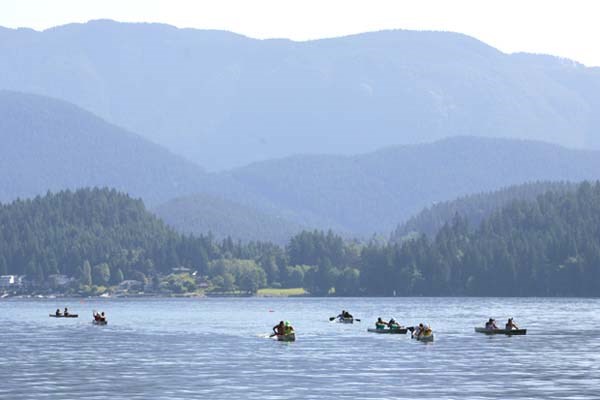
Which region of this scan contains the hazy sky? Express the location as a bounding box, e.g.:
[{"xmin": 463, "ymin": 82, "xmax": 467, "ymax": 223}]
[{"xmin": 2, "ymin": 0, "xmax": 599, "ymax": 66}]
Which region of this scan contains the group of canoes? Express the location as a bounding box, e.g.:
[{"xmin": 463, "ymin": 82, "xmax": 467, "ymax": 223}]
[
  {"xmin": 48, "ymin": 307, "xmax": 107, "ymax": 325},
  {"xmin": 51, "ymin": 307, "xmax": 524, "ymax": 338},
  {"xmin": 270, "ymin": 311, "xmax": 527, "ymax": 343},
  {"xmin": 368, "ymin": 317, "xmax": 434, "ymax": 341}
]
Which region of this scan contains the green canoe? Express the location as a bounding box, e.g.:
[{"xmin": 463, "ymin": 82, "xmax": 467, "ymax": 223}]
[
  {"xmin": 367, "ymin": 328, "xmax": 408, "ymax": 334},
  {"xmin": 474, "ymin": 327, "xmax": 526, "ymax": 335}
]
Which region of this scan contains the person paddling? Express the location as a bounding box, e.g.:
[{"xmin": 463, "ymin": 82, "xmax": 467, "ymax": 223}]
[
  {"xmin": 337, "ymin": 310, "xmax": 353, "ymax": 321},
  {"xmin": 272, "ymin": 321, "xmax": 285, "ymax": 336},
  {"xmin": 388, "ymin": 318, "xmax": 401, "ymax": 329},
  {"xmin": 283, "ymin": 321, "xmax": 295, "ymax": 335},
  {"xmin": 505, "ymin": 318, "xmax": 519, "ymax": 330},
  {"xmin": 375, "ymin": 317, "xmax": 388, "ymax": 329},
  {"xmin": 413, "ymin": 323, "xmax": 423, "ymax": 337},
  {"xmin": 64, "ymin": 307, "xmax": 69, "ymax": 317},
  {"xmin": 94, "ymin": 311, "xmax": 106, "ymax": 322},
  {"xmin": 55, "ymin": 308, "xmax": 62, "ymax": 317},
  {"xmin": 485, "ymin": 318, "xmax": 498, "ymax": 330}
]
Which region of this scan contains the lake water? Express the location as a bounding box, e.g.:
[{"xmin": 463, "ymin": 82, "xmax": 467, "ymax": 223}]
[{"xmin": 1, "ymin": 297, "xmax": 599, "ymax": 399}]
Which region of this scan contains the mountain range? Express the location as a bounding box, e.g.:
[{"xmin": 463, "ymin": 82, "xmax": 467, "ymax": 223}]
[
  {"xmin": 4, "ymin": 90, "xmax": 600, "ymax": 241},
  {"xmin": 2, "ymin": 20, "xmax": 600, "ymax": 170}
]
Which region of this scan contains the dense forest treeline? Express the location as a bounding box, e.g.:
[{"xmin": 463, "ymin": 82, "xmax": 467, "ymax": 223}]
[{"xmin": 2, "ymin": 184, "xmax": 600, "ymax": 296}]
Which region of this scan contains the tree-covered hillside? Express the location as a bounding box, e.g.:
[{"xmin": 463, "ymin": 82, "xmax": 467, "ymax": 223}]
[
  {"xmin": 153, "ymin": 193, "xmax": 305, "ymax": 244},
  {"xmin": 0, "ymin": 91, "xmax": 214, "ymax": 206},
  {"xmin": 0, "ymin": 188, "xmax": 292, "ymax": 294},
  {"xmin": 2, "ymin": 20, "xmax": 600, "ymax": 169},
  {"xmin": 0, "ymin": 188, "xmax": 183, "ymax": 281},
  {"xmin": 392, "ymin": 181, "xmax": 577, "ymax": 240},
  {"xmin": 3, "ymin": 184, "xmax": 600, "ymax": 297},
  {"xmin": 361, "ymin": 181, "xmax": 600, "ymax": 296},
  {"xmin": 224, "ymin": 137, "xmax": 600, "ymax": 234}
]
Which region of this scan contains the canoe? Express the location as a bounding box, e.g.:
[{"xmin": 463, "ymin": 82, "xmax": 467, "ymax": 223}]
[
  {"xmin": 412, "ymin": 329, "xmax": 434, "ymax": 342},
  {"xmin": 92, "ymin": 320, "xmax": 108, "ymax": 326},
  {"xmin": 276, "ymin": 333, "xmax": 296, "ymax": 342},
  {"xmin": 367, "ymin": 328, "xmax": 408, "ymax": 334},
  {"xmin": 49, "ymin": 314, "xmax": 79, "ymax": 318},
  {"xmin": 413, "ymin": 333, "xmax": 434, "ymax": 342},
  {"xmin": 337, "ymin": 318, "xmax": 354, "ymax": 324},
  {"xmin": 474, "ymin": 327, "xmax": 526, "ymax": 335}
]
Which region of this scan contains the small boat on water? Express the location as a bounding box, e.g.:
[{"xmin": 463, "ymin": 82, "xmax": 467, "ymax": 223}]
[
  {"xmin": 474, "ymin": 327, "xmax": 526, "ymax": 335},
  {"xmin": 413, "ymin": 332, "xmax": 434, "ymax": 342},
  {"xmin": 49, "ymin": 314, "xmax": 78, "ymax": 318},
  {"xmin": 92, "ymin": 320, "xmax": 108, "ymax": 326},
  {"xmin": 411, "ymin": 326, "xmax": 434, "ymax": 342},
  {"xmin": 275, "ymin": 333, "xmax": 296, "ymax": 342},
  {"xmin": 367, "ymin": 327, "xmax": 408, "ymax": 334}
]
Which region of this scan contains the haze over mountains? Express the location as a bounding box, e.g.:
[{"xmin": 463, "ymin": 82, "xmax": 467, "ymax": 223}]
[
  {"xmin": 4, "ymin": 21, "xmax": 600, "ymax": 242},
  {"xmin": 2, "ymin": 20, "xmax": 600, "ymax": 170},
  {"xmin": 3, "ymin": 90, "xmax": 600, "ymax": 241},
  {"xmin": 0, "ymin": 91, "xmax": 211, "ymax": 206}
]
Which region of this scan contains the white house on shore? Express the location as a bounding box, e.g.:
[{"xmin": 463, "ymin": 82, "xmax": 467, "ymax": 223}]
[{"xmin": 0, "ymin": 275, "xmax": 23, "ymax": 289}]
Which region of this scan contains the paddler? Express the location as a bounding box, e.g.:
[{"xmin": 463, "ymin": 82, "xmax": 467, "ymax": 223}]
[
  {"xmin": 388, "ymin": 318, "xmax": 400, "ymax": 329},
  {"xmin": 505, "ymin": 318, "xmax": 519, "ymax": 330},
  {"xmin": 94, "ymin": 311, "xmax": 106, "ymax": 322},
  {"xmin": 485, "ymin": 318, "xmax": 498, "ymax": 330},
  {"xmin": 64, "ymin": 307, "xmax": 69, "ymax": 316},
  {"xmin": 337, "ymin": 310, "xmax": 353, "ymax": 321},
  {"xmin": 375, "ymin": 317, "xmax": 388, "ymax": 329},
  {"xmin": 413, "ymin": 323, "xmax": 430, "ymax": 338},
  {"xmin": 283, "ymin": 321, "xmax": 295, "ymax": 335},
  {"xmin": 55, "ymin": 308, "xmax": 62, "ymax": 317},
  {"xmin": 272, "ymin": 321, "xmax": 285, "ymax": 336}
]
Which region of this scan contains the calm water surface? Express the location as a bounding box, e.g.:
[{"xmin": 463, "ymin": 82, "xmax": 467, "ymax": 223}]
[{"xmin": 1, "ymin": 297, "xmax": 599, "ymax": 399}]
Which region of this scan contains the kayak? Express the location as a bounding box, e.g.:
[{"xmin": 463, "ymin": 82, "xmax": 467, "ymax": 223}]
[
  {"xmin": 474, "ymin": 327, "xmax": 527, "ymax": 335},
  {"xmin": 367, "ymin": 328, "xmax": 408, "ymax": 334},
  {"xmin": 337, "ymin": 318, "xmax": 354, "ymax": 324},
  {"xmin": 93, "ymin": 320, "xmax": 108, "ymax": 326},
  {"xmin": 49, "ymin": 314, "xmax": 78, "ymax": 318},
  {"xmin": 276, "ymin": 333, "xmax": 296, "ymax": 342}
]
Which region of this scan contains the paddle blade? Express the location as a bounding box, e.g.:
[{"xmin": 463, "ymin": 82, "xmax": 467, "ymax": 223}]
[{"xmin": 329, "ymin": 317, "xmax": 335, "ymax": 321}]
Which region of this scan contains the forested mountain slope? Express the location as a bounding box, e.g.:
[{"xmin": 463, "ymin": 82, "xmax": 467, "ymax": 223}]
[
  {"xmin": 153, "ymin": 193, "xmax": 305, "ymax": 244},
  {"xmin": 4, "ymin": 184, "xmax": 600, "ymax": 297},
  {"xmin": 360, "ymin": 181, "xmax": 600, "ymax": 296},
  {"xmin": 2, "ymin": 20, "xmax": 600, "ymax": 169},
  {"xmin": 223, "ymin": 137, "xmax": 600, "ymax": 234},
  {"xmin": 391, "ymin": 181, "xmax": 577, "ymax": 240},
  {"xmin": 0, "ymin": 91, "xmax": 211, "ymax": 206}
]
